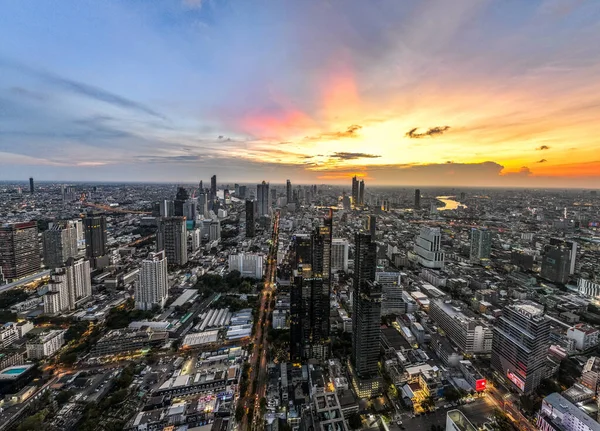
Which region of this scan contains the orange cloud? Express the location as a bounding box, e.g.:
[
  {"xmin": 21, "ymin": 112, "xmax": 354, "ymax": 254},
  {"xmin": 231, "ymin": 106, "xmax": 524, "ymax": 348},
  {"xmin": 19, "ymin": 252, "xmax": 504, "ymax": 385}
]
[
  {"xmin": 240, "ymin": 108, "xmax": 314, "ymax": 139},
  {"xmin": 321, "ymin": 52, "xmax": 360, "ymax": 122},
  {"xmin": 533, "ymin": 160, "xmax": 600, "ymax": 177}
]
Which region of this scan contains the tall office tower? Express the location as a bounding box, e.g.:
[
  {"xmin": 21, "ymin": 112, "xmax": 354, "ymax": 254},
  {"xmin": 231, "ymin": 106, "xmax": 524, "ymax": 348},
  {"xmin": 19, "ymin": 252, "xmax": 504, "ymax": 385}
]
[
  {"xmin": 271, "ymin": 188, "xmax": 277, "ymax": 204},
  {"xmin": 351, "ymin": 176, "xmax": 359, "ymax": 207},
  {"xmin": 173, "ymin": 187, "xmax": 189, "ymax": 217},
  {"xmin": 550, "ymin": 238, "xmax": 578, "ymax": 275},
  {"xmin": 290, "ymin": 233, "xmax": 312, "ymax": 362},
  {"xmin": 375, "ymin": 272, "xmax": 405, "ymax": 315},
  {"xmin": 210, "ymin": 175, "xmax": 217, "ymax": 200},
  {"xmin": 491, "ymin": 301, "xmax": 550, "ymax": 394},
  {"xmin": 414, "ymin": 189, "xmax": 421, "ymax": 209},
  {"xmin": 351, "ymin": 232, "xmax": 381, "ymax": 396},
  {"xmin": 256, "ymin": 181, "xmax": 271, "ymax": 217},
  {"xmin": 197, "ymin": 191, "xmax": 207, "ymax": 218},
  {"xmin": 136, "ymin": 250, "xmax": 168, "ymax": 311},
  {"xmin": 331, "ymin": 238, "xmax": 349, "ymax": 273},
  {"xmin": 289, "ymin": 213, "xmax": 333, "ymax": 361},
  {"xmin": 158, "ymin": 200, "xmax": 174, "ymax": 217},
  {"xmin": 0, "ymin": 222, "xmax": 41, "ymax": 282},
  {"xmin": 183, "ymin": 199, "xmax": 197, "ymax": 222},
  {"xmin": 199, "ymin": 180, "xmax": 203, "ymax": 190},
  {"xmin": 42, "ymin": 222, "xmax": 78, "ymax": 268},
  {"xmin": 359, "ymin": 180, "xmax": 365, "ymax": 206},
  {"xmin": 238, "ymin": 185, "xmax": 247, "ymax": 199},
  {"xmin": 245, "ymin": 200, "xmax": 255, "ymax": 238},
  {"xmin": 413, "ymin": 226, "xmax": 444, "ymax": 269},
  {"xmin": 460, "ymin": 192, "xmax": 466, "ymax": 201},
  {"xmin": 366, "ymin": 215, "xmax": 376, "ymax": 238},
  {"xmin": 156, "ymin": 217, "xmax": 188, "ymax": 266},
  {"xmin": 286, "ymin": 179, "xmax": 293, "ymax": 204},
  {"xmin": 541, "ymin": 245, "xmax": 571, "ymax": 284},
  {"xmin": 234, "ymin": 183, "xmax": 239, "ymax": 195},
  {"xmin": 29, "ymin": 177, "xmax": 34, "ymax": 194},
  {"xmin": 381, "ymin": 200, "xmax": 390, "ymax": 212},
  {"xmin": 470, "ymin": 228, "xmax": 492, "ymax": 261},
  {"xmin": 83, "ymin": 215, "xmax": 108, "ymax": 269},
  {"xmin": 64, "ymin": 257, "xmax": 92, "ymax": 309}
]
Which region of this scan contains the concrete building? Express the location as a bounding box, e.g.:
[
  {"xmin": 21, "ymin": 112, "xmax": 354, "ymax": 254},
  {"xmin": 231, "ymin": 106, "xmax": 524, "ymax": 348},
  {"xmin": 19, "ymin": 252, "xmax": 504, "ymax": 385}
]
[
  {"xmin": 26, "ymin": 330, "xmax": 65, "ymax": 359},
  {"xmin": 228, "ymin": 253, "xmax": 264, "ymax": 279},
  {"xmin": 492, "ymin": 301, "xmax": 550, "ymax": 394},
  {"xmin": 42, "ymin": 222, "xmax": 78, "ymax": 268},
  {"xmin": 429, "ymin": 299, "xmax": 493, "ymax": 354},
  {"xmin": 567, "ymin": 324, "xmax": 600, "ymax": 351},
  {"xmin": 550, "ymin": 238, "xmax": 577, "ymax": 275},
  {"xmin": 446, "ymin": 410, "xmax": 476, "ymax": 431},
  {"xmin": 541, "ymin": 244, "xmax": 571, "ymax": 284},
  {"xmin": 414, "ymin": 227, "xmax": 444, "ymax": 269},
  {"xmin": 0, "ymin": 221, "xmax": 41, "ymax": 282},
  {"xmin": 157, "ymin": 217, "xmax": 188, "ymax": 266},
  {"xmin": 537, "ymin": 392, "xmax": 600, "ymax": 431},
  {"xmin": 0, "ymin": 323, "xmax": 19, "ymax": 348},
  {"xmin": 578, "ymin": 279, "xmax": 600, "ymax": 299},
  {"xmin": 256, "ymin": 181, "xmax": 271, "ymax": 217},
  {"xmin": 331, "ymin": 238, "xmax": 349, "ymax": 273},
  {"xmin": 136, "ymin": 251, "xmax": 169, "ymax": 311},
  {"xmin": 469, "ymin": 228, "xmax": 491, "ymax": 261},
  {"xmin": 83, "ymin": 215, "xmax": 108, "ymax": 269},
  {"xmin": 245, "ymin": 200, "xmax": 255, "ymax": 238},
  {"xmin": 209, "ymin": 219, "xmax": 221, "ymax": 242},
  {"xmin": 375, "ymin": 272, "xmax": 405, "ymax": 315}
]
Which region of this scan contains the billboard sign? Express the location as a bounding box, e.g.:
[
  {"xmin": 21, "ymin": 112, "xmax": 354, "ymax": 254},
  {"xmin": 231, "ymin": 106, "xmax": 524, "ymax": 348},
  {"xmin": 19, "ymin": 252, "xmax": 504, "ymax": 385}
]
[
  {"xmin": 507, "ymin": 370, "xmax": 525, "ymax": 391},
  {"xmin": 475, "ymin": 379, "xmax": 487, "ymax": 392}
]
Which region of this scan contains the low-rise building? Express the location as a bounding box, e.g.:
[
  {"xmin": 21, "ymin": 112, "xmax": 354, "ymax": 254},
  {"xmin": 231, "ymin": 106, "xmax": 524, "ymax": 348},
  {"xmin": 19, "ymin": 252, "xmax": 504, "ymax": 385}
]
[
  {"xmin": 26, "ymin": 330, "xmax": 65, "ymax": 359},
  {"xmin": 567, "ymin": 324, "xmax": 599, "ymax": 351},
  {"xmin": 537, "ymin": 392, "xmax": 600, "ymax": 431}
]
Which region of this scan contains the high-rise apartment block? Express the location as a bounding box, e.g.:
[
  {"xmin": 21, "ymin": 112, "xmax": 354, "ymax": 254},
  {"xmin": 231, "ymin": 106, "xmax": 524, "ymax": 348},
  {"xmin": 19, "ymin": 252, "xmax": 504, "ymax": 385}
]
[
  {"xmin": 256, "ymin": 181, "xmax": 271, "ymax": 217},
  {"xmin": 228, "ymin": 253, "xmax": 264, "ymax": 279},
  {"xmin": 0, "ymin": 221, "xmax": 41, "ymax": 282},
  {"xmin": 375, "ymin": 272, "xmax": 405, "ymax": 315},
  {"xmin": 174, "ymin": 187, "xmax": 189, "ymax": 217},
  {"xmin": 157, "ymin": 217, "xmax": 188, "ymax": 266},
  {"xmin": 136, "ymin": 250, "xmax": 168, "ymax": 311},
  {"xmin": 492, "ymin": 301, "xmax": 550, "ymax": 394},
  {"xmin": 414, "ymin": 189, "xmax": 421, "ymax": 209},
  {"xmin": 414, "ymin": 226, "xmax": 444, "ymax": 269},
  {"xmin": 43, "ymin": 222, "xmax": 78, "ymax": 268},
  {"xmin": 541, "ymin": 244, "xmax": 571, "ymax": 284},
  {"xmin": 331, "ymin": 238, "xmax": 349, "ymax": 273},
  {"xmin": 44, "ymin": 257, "xmax": 91, "ymax": 313},
  {"xmin": 29, "ymin": 177, "xmax": 34, "ymax": 194},
  {"xmin": 470, "ymin": 228, "xmax": 492, "ymax": 261},
  {"xmin": 83, "ymin": 215, "xmax": 108, "ymax": 269},
  {"xmin": 550, "ymin": 237, "xmax": 578, "ymax": 275},
  {"xmin": 429, "ymin": 299, "xmax": 493, "ymax": 355}
]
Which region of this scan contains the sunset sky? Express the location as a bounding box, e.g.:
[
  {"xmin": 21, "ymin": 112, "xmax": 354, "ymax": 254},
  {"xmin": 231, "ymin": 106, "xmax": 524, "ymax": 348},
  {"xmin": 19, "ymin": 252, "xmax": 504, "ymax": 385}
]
[{"xmin": 1, "ymin": 0, "xmax": 600, "ymax": 187}]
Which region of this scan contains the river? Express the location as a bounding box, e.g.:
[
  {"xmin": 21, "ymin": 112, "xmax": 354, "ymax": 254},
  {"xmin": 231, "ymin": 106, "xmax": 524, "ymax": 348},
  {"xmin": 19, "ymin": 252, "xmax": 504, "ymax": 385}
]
[{"xmin": 436, "ymin": 196, "xmax": 467, "ymax": 211}]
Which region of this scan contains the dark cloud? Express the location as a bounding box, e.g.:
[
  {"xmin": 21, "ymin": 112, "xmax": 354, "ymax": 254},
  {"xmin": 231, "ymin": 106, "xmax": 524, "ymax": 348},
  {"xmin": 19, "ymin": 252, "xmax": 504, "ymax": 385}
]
[
  {"xmin": 330, "ymin": 152, "xmax": 381, "ymax": 160},
  {"xmin": 537, "ymin": 145, "xmax": 550, "ymax": 150},
  {"xmin": 304, "ymin": 125, "xmax": 362, "ymax": 141},
  {"xmin": 406, "ymin": 126, "xmax": 451, "ymax": 139},
  {"xmin": 537, "ymin": 159, "xmax": 547, "ymax": 163},
  {"xmin": 0, "ymin": 57, "xmax": 166, "ymax": 119}
]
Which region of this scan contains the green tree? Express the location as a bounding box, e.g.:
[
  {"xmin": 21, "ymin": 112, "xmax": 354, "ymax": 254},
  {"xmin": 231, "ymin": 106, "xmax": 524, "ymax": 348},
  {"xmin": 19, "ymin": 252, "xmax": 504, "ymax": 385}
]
[
  {"xmin": 260, "ymin": 397, "xmax": 267, "ymax": 414},
  {"xmin": 235, "ymin": 404, "xmax": 245, "ymax": 422}
]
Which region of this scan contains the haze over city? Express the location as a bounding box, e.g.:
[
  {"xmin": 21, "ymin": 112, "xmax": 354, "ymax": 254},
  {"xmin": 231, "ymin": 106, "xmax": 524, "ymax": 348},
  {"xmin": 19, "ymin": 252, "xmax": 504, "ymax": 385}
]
[{"xmin": 2, "ymin": 0, "xmax": 600, "ymax": 186}]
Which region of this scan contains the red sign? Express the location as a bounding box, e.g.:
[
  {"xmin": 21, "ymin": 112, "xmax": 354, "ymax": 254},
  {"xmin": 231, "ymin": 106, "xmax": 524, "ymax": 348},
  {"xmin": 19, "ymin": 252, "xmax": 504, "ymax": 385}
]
[
  {"xmin": 507, "ymin": 370, "xmax": 525, "ymax": 391},
  {"xmin": 475, "ymin": 379, "xmax": 487, "ymax": 391}
]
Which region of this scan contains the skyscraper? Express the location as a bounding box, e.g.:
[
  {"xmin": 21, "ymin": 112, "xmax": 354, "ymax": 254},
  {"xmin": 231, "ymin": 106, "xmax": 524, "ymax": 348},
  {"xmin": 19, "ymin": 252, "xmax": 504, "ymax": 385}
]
[
  {"xmin": 351, "ymin": 176, "xmax": 359, "ymax": 207},
  {"xmin": 470, "ymin": 228, "xmax": 492, "ymax": 261},
  {"xmin": 64, "ymin": 257, "xmax": 92, "ymax": 309},
  {"xmin": 197, "ymin": 191, "xmax": 207, "ymax": 218},
  {"xmin": 183, "ymin": 199, "xmax": 197, "ymax": 222},
  {"xmin": 541, "ymin": 244, "xmax": 571, "ymax": 284},
  {"xmin": 286, "ymin": 179, "xmax": 293, "ymax": 204},
  {"xmin": 414, "ymin": 189, "xmax": 421, "ymax": 209},
  {"xmin": 83, "ymin": 215, "xmax": 107, "ymax": 269},
  {"xmin": 174, "ymin": 187, "xmax": 189, "ymax": 217},
  {"xmin": 0, "ymin": 222, "xmax": 41, "ymax": 282},
  {"xmin": 245, "ymin": 200, "xmax": 255, "ymax": 238},
  {"xmin": 359, "ymin": 180, "xmax": 365, "ymax": 206},
  {"xmin": 29, "ymin": 177, "xmax": 34, "ymax": 194},
  {"xmin": 157, "ymin": 217, "xmax": 188, "ymax": 266},
  {"xmin": 43, "ymin": 222, "xmax": 78, "ymax": 268},
  {"xmin": 136, "ymin": 250, "xmax": 168, "ymax": 311},
  {"xmin": 210, "ymin": 175, "xmax": 217, "ymax": 200},
  {"xmin": 550, "ymin": 237, "xmax": 578, "ymax": 275},
  {"xmin": 289, "ymin": 212, "xmax": 333, "ymax": 361},
  {"xmin": 256, "ymin": 181, "xmax": 271, "ymax": 217},
  {"xmin": 414, "ymin": 226, "xmax": 444, "ymax": 269},
  {"xmin": 159, "ymin": 200, "xmax": 174, "ymax": 217},
  {"xmin": 491, "ymin": 301, "xmax": 550, "ymax": 394},
  {"xmin": 238, "ymin": 185, "xmax": 247, "ymax": 199},
  {"xmin": 331, "ymin": 238, "xmax": 349, "ymax": 273},
  {"xmin": 351, "ymin": 232, "xmax": 382, "ymax": 396},
  {"xmin": 367, "ymin": 215, "xmax": 376, "ymax": 239}
]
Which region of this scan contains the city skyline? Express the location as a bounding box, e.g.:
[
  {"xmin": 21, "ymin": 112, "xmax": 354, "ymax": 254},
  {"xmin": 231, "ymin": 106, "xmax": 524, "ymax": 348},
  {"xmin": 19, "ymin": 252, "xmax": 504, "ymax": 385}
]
[{"xmin": 2, "ymin": 1, "xmax": 600, "ymax": 187}]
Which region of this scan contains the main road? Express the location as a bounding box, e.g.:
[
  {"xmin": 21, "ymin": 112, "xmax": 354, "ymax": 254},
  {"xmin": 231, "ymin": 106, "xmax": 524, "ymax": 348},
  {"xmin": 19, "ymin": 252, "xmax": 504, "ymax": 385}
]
[{"xmin": 239, "ymin": 211, "xmax": 279, "ymax": 431}]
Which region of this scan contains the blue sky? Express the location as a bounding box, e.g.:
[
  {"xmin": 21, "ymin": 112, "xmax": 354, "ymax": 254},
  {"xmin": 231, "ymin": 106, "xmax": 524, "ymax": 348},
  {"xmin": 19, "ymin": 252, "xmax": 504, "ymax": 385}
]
[{"xmin": 1, "ymin": 0, "xmax": 600, "ymax": 186}]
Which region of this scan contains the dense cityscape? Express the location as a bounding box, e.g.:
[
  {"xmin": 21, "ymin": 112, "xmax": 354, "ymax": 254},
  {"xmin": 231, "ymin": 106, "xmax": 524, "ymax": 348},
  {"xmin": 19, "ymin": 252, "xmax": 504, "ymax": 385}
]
[{"xmin": 0, "ymin": 178, "xmax": 599, "ymax": 431}]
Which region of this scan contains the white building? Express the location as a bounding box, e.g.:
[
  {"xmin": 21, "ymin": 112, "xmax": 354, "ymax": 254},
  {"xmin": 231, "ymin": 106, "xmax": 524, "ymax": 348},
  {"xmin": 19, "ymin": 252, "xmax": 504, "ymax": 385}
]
[
  {"xmin": 567, "ymin": 324, "xmax": 600, "ymax": 351},
  {"xmin": 0, "ymin": 323, "xmax": 19, "ymax": 348},
  {"xmin": 272, "ymin": 309, "xmax": 288, "ymax": 329},
  {"xmin": 26, "ymin": 330, "xmax": 65, "ymax": 359},
  {"xmin": 331, "ymin": 239, "xmax": 349, "ymax": 273},
  {"xmin": 189, "ymin": 228, "xmax": 202, "ymax": 252},
  {"xmin": 414, "ymin": 227, "xmax": 444, "ymax": 269},
  {"xmin": 578, "ymin": 279, "xmax": 600, "ymax": 299},
  {"xmin": 375, "ymin": 272, "xmax": 405, "ymax": 315},
  {"xmin": 446, "ymin": 410, "xmax": 476, "ymax": 431},
  {"xmin": 44, "ymin": 278, "xmax": 70, "ymax": 314},
  {"xmin": 136, "ymin": 251, "xmax": 169, "ymax": 311},
  {"xmin": 228, "ymin": 253, "xmax": 264, "ymax": 279},
  {"xmin": 537, "ymin": 392, "xmax": 600, "ymax": 431},
  {"xmin": 44, "ymin": 258, "xmax": 92, "ymax": 314}
]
